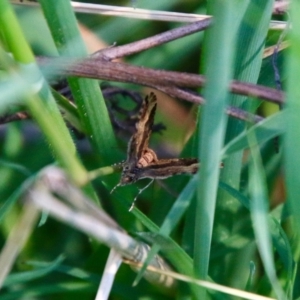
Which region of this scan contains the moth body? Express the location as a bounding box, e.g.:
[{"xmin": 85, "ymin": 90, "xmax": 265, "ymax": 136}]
[{"xmin": 137, "ymin": 149, "xmax": 158, "ymax": 168}]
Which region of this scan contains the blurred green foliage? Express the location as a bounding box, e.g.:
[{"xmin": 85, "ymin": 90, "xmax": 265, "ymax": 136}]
[{"xmin": 0, "ymin": 1, "xmax": 298, "ymax": 300}]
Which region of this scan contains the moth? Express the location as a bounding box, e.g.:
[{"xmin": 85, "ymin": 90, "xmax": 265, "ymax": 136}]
[{"xmin": 112, "ymin": 92, "xmax": 201, "ymax": 209}]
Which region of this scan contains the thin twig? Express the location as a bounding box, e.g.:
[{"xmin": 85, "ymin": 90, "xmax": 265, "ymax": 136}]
[
  {"xmin": 34, "ymin": 14, "xmax": 283, "ymax": 126},
  {"xmin": 36, "ymin": 13, "xmax": 284, "ymax": 110},
  {"xmin": 38, "ymin": 57, "xmax": 285, "ymax": 105},
  {"xmin": 156, "ymin": 86, "xmax": 264, "ymax": 123},
  {"xmin": 226, "ymin": 106, "xmax": 264, "ymax": 123},
  {"xmin": 155, "ymin": 85, "xmax": 204, "ymax": 104},
  {"xmin": 230, "ymin": 80, "xmax": 283, "ymax": 104},
  {"xmin": 12, "ymin": 1, "xmax": 288, "ymax": 28},
  {"xmin": 0, "ymin": 111, "xmax": 29, "ymax": 125},
  {"xmin": 94, "ymin": 19, "xmax": 212, "ymax": 61}
]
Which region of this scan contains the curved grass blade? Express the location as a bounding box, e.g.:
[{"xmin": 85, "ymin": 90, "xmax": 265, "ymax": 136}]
[
  {"xmin": 38, "ymin": 0, "xmax": 118, "ymax": 165},
  {"xmin": 133, "ymin": 176, "xmax": 197, "ymax": 285},
  {"xmin": 283, "ymin": 0, "xmax": 300, "ymax": 254},
  {"xmin": 3, "ymin": 255, "xmax": 65, "ymax": 287},
  {"xmin": 195, "ymin": 2, "xmax": 237, "ymax": 291},
  {"xmin": 221, "ymin": 111, "xmax": 286, "ymax": 158},
  {"xmin": 249, "ymin": 142, "xmax": 286, "ymax": 299}
]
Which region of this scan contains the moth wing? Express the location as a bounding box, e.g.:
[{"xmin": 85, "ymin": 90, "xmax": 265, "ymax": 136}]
[
  {"xmin": 125, "ymin": 92, "xmax": 157, "ymax": 165},
  {"xmin": 136, "ymin": 158, "xmax": 199, "ymax": 180}
]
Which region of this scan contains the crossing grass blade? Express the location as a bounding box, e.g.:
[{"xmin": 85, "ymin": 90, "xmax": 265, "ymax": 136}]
[
  {"xmin": 38, "ymin": 0, "xmax": 118, "ymax": 166},
  {"xmin": 3, "ymin": 255, "xmax": 65, "ymax": 287},
  {"xmin": 221, "ymin": 111, "xmax": 286, "ymax": 158},
  {"xmin": 194, "ymin": 1, "xmax": 237, "ymax": 289},
  {"xmin": 133, "ymin": 176, "xmax": 197, "ymax": 286},
  {"xmin": 248, "ymin": 136, "xmax": 286, "ymax": 300},
  {"xmin": 283, "ymin": 0, "xmax": 300, "ymax": 251},
  {"xmin": 212, "ymin": 0, "xmax": 275, "ymax": 292},
  {"xmin": 0, "ymin": 0, "xmax": 87, "ymax": 185}
]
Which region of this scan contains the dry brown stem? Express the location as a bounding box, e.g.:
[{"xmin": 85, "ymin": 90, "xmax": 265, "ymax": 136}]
[
  {"xmin": 38, "ymin": 56, "xmax": 284, "ymax": 106},
  {"xmin": 3, "ymin": 19, "xmax": 284, "ymax": 126}
]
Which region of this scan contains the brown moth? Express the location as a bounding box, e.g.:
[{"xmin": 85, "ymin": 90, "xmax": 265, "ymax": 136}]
[
  {"xmin": 112, "ymin": 92, "xmax": 224, "ymax": 210},
  {"xmin": 114, "ymin": 92, "xmax": 200, "ymax": 189}
]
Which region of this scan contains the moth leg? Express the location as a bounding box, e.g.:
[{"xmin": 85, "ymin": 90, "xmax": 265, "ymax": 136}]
[
  {"xmin": 129, "ymin": 179, "xmax": 154, "ymax": 212},
  {"xmin": 110, "ymin": 183, "xmax": 121, "ymax": 194}
]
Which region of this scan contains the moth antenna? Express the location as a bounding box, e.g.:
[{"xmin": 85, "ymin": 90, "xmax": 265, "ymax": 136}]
[
  {"xmin": 110, "ymin": 183, "xmax": 121, "ymax": 194},
  {"xmin": 112, "ymin": 161, "xmax": 124, "ymax": 171},
  {"xmin": 129, "ymin": 179, "xmax": 154, "ymax": 212}
]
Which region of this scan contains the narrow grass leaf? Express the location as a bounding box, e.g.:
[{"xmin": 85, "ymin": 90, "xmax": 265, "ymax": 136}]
[
  {"xmin": 217, "ymin": 0, "xmax": 275, "ymax": 236},
  {"xmin": 0, "ymin": 159, "xmax": 32, "ymax": 176},
  {"xmin": 0, "ymin": 175, "xmax": 36, "ymax": 223},
  {"xmin": 0, "ymin": 282, "xmax": 94, "ymax": 300},
  {"xmin": 249, "ymin": 140, "xmax": 286, "ymax": 299},
  {"xmin": 268, "ymin": 217, "xmax": 294, "ymax": 281},
  {"xmin": 0, "ymin": 0, "xmax": 87, "ymax": 184},
  {"xmin": 216, "ymin": 0, "xmax": 275, "ymax": 290},
  {"xmin": 283, "ymin": 0, "xmax": 300, "ymax": 243},
  {"xmin": 38, "ymin": 0, "xmax": 118, "ymax": 165},
  {"xmin": 27, "ymin": 260, "xmax": 100, "ymax": 283},
  {"xmin": 220, "ymin": 181, "xmax": 294, "ymax": 282},
  {"xmin": 245, "ymin": 261, "xmax": 256, "ymax": 291},
  {"xmin": 221, "ymin": 111, "xmax": 286, "ymax": 158},
  {"xmin": 51, "ymin": 88, "xmax": 84, "ymax": 133},
  {"xmin": 133, "ymin": 176, "xmax": 197, "ymax": 285},
  {"xmin": 195, "ymin": 1, "xmax": 236, "ymax": 285},
  {"xmin": 219, "ymin": 181, "xmax": 250, "ymax": 209},
  {"xmin": 3, "ymin": 255, "xmax": 65, "ymax": 287},
  {"xmin": 136, "ymin": 231, "xmax": 193, "ymax": 277},
  {"xmin": 160, "ymin": 176, "xmax": 198, "ymax": 234}
]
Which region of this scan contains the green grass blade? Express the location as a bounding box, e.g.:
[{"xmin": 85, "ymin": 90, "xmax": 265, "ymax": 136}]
[
  {"xmin": 0, "ymin": 159, "xmax": 32, "ymax": 177},
  {"xmin": 268, "ymin": 217, "xmax": 294, "ymax": 283},
  {"xmin": 0, "ymin": 175, "xmax": 36, "ymax": 223},
  {"xmin": 218, "ymin": 0, "xmax": 274, "ymax": 219},
  {"xmin": 133, "ymin": 176, "xmax": 197, "ymax": 285},
  {"xmin": 137, "ymin": 231, "xmax": 194, "ymax": 275},
  {"xmin": 219, "ymin": 181, "xmax": 250, "ymax": 210},
  {"xmin": 51, "ymin": 88, "xmax": 84, "ymax": 133},
  {"xmin": 38, "ymin": 0, "xmax": 118, "ymax": 165},
  {"xmin": 215, "ymin": 0, "xmax": 274, "ymax": 290},
  {"xmin": 194, "ymin": 1, "xmax": 236, "ymax": 284},
  {"xmin": 221, "ymin": 111, "xmax": 286, "ymax": 158},
  {"xmin": 249, "ymin": 139, "xmax": 286, "ymax": 299},
  {"xmin": 0, "ymin": 282, "xmax": 94, "ymax": 300},
  {"xmin": 220, "ymin": 182, "xmax": 294, "ymax": 284},
  {"xmin": 283, "ymin": 0, "xmax": 300, "ymax": 256},
  {"xmin": 27, "ymin": 260, "xmax": 100, "ymax": 283},
  {"xmin": 0, "ymin": 0, "xmax": 87, "ymax": 184},
  {"xmin": 160, "ymin": 176, "xmax": 197, "ymax": 234},
  {"xmin": 3, "ymin": 255, "xmax": 65, "ymax": 287},
  {"xmin": 0, "ymin": 0, "xmax": 34, "ymax": 63}
]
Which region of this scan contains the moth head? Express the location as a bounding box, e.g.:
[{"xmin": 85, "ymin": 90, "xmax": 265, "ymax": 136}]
[
  {"xmin": 118, "ymin": 164, "xmax": 139, "ymax": 184},
  {"xmin": 110, "ymin": 172, "xmax": 136, "ymax": 195},
  {"xmin": 120, "ymin": 171, "xmax": 137, "ymax": 184},
  {"xmin": 110, "ymin": 165, "xmax": 135, "ymax": 194}
]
